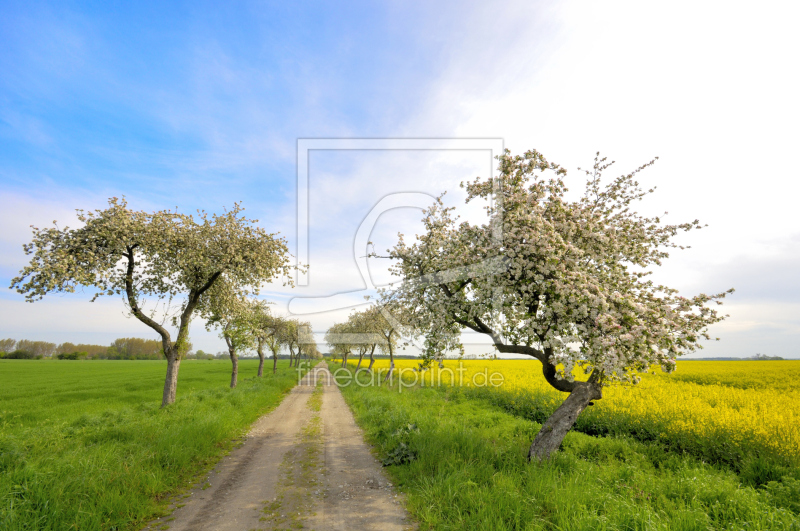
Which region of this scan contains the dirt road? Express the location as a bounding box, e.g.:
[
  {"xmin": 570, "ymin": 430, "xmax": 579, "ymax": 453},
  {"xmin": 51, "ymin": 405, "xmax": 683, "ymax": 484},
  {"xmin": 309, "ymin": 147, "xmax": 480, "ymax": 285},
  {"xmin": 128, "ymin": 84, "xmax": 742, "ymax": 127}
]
[{"xmin": 144, "ymin": 362, "xmax": 413, "ymax": 531}]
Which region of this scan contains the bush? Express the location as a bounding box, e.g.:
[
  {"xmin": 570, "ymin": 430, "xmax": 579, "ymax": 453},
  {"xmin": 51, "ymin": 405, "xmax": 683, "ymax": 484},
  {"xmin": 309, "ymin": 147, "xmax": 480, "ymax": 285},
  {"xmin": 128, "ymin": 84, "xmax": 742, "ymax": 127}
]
[
  {"xmin": 5, "ymin": 350, "xmax": 34, "ymax": 359},
  {"xmin": 57, "ymin": 352, "xmax": 88, "ymax": 360}
]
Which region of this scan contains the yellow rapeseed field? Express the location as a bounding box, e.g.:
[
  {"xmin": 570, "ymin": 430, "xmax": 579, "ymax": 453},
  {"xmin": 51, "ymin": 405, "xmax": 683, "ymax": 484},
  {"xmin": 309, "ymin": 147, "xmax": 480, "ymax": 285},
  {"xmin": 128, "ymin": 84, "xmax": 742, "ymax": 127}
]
[{"xmin": 354, "ymin": 359, "xmax": 800, "ymax": 465}]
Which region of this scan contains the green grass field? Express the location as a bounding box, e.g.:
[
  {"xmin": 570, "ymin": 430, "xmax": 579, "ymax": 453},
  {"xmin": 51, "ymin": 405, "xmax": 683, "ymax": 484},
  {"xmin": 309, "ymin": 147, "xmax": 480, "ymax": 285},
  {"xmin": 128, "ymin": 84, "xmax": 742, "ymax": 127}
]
[
  {"xmin": 0, "ymin": 359, "xmax": 311, "ymax": 530},
  {"xmin": 339, "ymin": 367, "xmax": 800, "ymax": 530}
]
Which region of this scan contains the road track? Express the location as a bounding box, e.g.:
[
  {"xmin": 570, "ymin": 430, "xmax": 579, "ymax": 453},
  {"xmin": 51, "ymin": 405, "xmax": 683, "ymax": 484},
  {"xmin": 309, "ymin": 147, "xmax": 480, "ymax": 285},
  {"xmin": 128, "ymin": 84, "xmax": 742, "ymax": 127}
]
[{"xmin": 143, "ymin": 362, "xmax": 413, "ymax": 531}]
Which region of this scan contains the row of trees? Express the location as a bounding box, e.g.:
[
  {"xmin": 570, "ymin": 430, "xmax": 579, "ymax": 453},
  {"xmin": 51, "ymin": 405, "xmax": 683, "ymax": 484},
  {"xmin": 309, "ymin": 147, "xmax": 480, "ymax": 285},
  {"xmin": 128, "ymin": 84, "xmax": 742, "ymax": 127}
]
[
  {"xmin": 0, "ymin": 339, "xmax": 60, "ymax": 359},
  {"xmin": 10, "ymin": 199, "xmax": 310, "ymax": 406},
  {"xmin": 202, "ymin": 288, "xmax": 321, "ymax": 387},
  {"xmin": 324, "ymin": 304, "xmax": 403, "ymax": 381},
  {"xmin": 0, "ymin": 337, "xmax": 170, "ymax": 360}
]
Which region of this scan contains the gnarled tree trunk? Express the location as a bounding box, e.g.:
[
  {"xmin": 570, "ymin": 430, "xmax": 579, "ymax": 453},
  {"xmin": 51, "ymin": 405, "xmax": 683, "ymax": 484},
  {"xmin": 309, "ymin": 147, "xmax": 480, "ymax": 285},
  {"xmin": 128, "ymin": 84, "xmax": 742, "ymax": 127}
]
[
  {"xmin": 383, "ymin": 343, "xmax": 395, "ymax": 383},
  {"xmin": 528, "ymin": 381, "xmax": 602, "ymax": 460},
  {"xmin": 487, "ymin": 343, "xmax": 605, "ymax": 460},
  {"xmin": 273, "ymin": 352, "xmax": 278, "ymax": 374},
  {"xmin": 123, "ymin": 249, "xmax": 220, "ymax": 408},
  {"xmin": 383, "ymin": 359, "xmax": 394, "ymax": 382},
  {"xmin": 382, "ymin": 329, "xmax": 396, "ymax": 383}
]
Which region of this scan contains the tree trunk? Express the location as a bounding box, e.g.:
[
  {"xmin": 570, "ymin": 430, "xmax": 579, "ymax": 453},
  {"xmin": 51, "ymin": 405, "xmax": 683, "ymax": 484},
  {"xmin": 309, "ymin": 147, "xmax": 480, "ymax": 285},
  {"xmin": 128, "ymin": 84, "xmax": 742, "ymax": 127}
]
[
  {"xmin": 273, "ymin": 352, "xmax": 278, "ymax": 374},
  {"xmin": 383, "ymin": 344, "xmax": 395, "ymax": 383},
  {"xmin": 356, "ymin": 352, "xmax": 364, "ymax": 371},
  {"xmin": 383, "ymin": 359, "xmax": 395, "ymax": 382},
  {"xmin": 367, "ymin": 345, "xmax": 376, "ymax": 371},
  {"xmin": 341, "ymin": 351, "xmax": 348, "ymax": 368},
  {"xmin": 229, "ymin": 350, "xmax": 239, "ymax": 388},
  {"xmin": 528, "ymin": 382, "xmax": 602, "ymax": 460},
  {"xmin": 161, "ymin": 355, "xmax": 181, "ymax": 407},
  {"xmin": 257, "ymin": 348, "xmax": 265, "ymax": 378}
]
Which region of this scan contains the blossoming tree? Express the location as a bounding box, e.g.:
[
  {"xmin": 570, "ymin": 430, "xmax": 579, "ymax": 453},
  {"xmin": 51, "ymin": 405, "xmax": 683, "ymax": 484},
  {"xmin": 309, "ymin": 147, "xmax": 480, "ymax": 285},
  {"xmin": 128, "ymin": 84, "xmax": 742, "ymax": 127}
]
[
  {"xmin": 251, "ymin": 301, "xmax": 289, "ymax": 376},
  {"xmin": 325, "ymin": 322, "xmax": 354, "ymax": 367},
  {"xmin": 382, "ymin": 150, "xmax": 732, "ymax": 459},
  {"xmin": 10, "ymin": 198, "xmax": 292, "ymax": 406},
  {"xmin": 324, "ymin": 308, "xmax": 383, "ymax": 371},
  {"xmin": 351, "ymin": 308, "xmax": 382, "ymax": 371},
  {"xmin": 296, "ymin": 322, "xmax": 320, "ymax": 366},
  {"xmin": 201, "ymin": 280, "xmax": 257, "ymax": 388},
  {"xmin": 283, "ymin": 319, "xmax": 316, "ymax": 368}
]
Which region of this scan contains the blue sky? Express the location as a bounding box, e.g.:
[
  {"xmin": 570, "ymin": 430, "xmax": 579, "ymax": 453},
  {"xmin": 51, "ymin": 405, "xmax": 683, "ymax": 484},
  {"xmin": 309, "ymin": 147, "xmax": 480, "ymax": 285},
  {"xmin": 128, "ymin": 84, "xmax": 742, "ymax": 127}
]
[
  {"xmin": 2, "ymin": 0, "xmax": 799, "ymax": 358},
  {"xmin": 0, "ymin": 1, "xmax": 435, "ymax": 206}
]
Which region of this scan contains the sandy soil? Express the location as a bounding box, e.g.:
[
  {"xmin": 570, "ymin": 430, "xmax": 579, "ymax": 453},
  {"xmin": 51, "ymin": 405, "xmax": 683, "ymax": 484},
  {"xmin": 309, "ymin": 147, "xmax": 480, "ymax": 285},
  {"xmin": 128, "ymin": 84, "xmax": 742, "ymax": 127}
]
[{"xmin": 142, "ymin": 362, "xmax": 413, "ymax": 531}]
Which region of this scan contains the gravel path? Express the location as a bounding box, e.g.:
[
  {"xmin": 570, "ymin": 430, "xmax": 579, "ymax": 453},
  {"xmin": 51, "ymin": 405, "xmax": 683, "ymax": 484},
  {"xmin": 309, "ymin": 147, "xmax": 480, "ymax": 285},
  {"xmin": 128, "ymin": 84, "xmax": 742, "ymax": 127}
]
[{"xmin": 143, "ymin": 362, "xmax": 413, "ymax": 531}]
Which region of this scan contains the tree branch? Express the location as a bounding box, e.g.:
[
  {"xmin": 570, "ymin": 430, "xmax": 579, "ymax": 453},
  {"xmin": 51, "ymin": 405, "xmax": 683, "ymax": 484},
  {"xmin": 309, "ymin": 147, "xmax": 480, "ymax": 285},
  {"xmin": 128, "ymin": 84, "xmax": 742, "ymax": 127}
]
[{"xmin": 124, "ymin": 246, "xmax": 171, "ymax": 351}]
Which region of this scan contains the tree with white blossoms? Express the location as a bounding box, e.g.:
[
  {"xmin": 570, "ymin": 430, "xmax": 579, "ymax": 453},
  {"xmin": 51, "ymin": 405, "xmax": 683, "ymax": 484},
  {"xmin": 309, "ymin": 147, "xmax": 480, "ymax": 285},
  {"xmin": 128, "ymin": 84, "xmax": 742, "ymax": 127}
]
[
  {"xmin": 324, "ymin": 308, "xmax": 382, "ymax": 370},
  {"xmin": 362, "ymin": 302, "xmax": 404, "ymax": 382},
  {"xmin": 251, "ymin": 301, "xmax": 289, "ymax": 376},
  {"xmin": 283, "ymin": 319, "xmax": 300, "ymax": 367},
  {"xmin": 307, "ymin": 343, "xmax": 323, "ymax": 360},
  {"xmin": 381, "ymin": 150, "xmax": 732, "ymax": 460},
  {"xmin": 284, "ymin": 319, "xmax": 315, "ymax": 369},
  {"xmin": 297, "ymin": 322, "xmax": 320, "ymax": 367},
  {"xmin": 10, "ymin": 198, "xmax": 293, "ymax": 406},
  {"xmin": 325, "ymin": 322, "xmax": 354, "ymax": 368},
  {"xmin": 350, "ymin": 308, "xmax": 382, "ymax": 371},
  {"xmin": 201, "ymin": 280, "xmax": 257, "ymax": 388}
]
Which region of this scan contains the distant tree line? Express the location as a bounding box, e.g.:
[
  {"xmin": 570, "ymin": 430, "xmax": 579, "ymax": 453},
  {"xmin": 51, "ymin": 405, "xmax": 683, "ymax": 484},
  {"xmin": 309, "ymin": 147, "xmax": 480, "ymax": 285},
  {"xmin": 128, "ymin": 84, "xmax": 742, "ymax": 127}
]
[
  {"xmin": 748, "ymin": 353, "xmax": 784, "ymax": 361},
  {"xmin": 688, "ymin": 354, "xmax": 786, "ymax": 361},
  {"xmin": 0, "ymin": 337, "xmax": 187, "ymax": 360},
  {"xmin": 0, "ymin": 339, "xmax": 59, "ymax": 358}
]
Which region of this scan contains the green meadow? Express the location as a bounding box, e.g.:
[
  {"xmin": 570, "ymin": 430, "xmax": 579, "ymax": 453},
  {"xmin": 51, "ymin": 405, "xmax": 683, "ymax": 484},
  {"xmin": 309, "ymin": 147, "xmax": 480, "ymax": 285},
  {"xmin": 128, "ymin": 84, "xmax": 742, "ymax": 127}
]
[{"xmin": 0, "ymin": 359, "xmax": 310, "ymax": 530}]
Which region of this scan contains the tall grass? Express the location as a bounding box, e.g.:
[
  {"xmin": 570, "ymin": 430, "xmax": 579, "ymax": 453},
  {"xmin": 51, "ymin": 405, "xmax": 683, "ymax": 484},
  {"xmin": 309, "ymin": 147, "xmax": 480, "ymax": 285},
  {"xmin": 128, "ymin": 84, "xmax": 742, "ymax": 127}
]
[
  {"xmin": 339, "ymin": 371, "xmax": 800, "ymax": 530},
  {"xmin": 0, "ymin": 359, "xmax": 311, "ymax": 530}
]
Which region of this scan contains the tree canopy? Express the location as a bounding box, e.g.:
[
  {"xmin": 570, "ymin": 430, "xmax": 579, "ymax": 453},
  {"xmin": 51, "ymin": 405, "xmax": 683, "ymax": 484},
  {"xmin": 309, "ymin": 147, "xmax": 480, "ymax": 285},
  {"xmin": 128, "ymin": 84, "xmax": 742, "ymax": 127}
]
[
  {"xmin": 250, "ymin": 300, "xmax": 290, "ymax": 375},
  {"xmin": 201, "ymin": 279, "xmax": 257, "ymax": 388}
]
